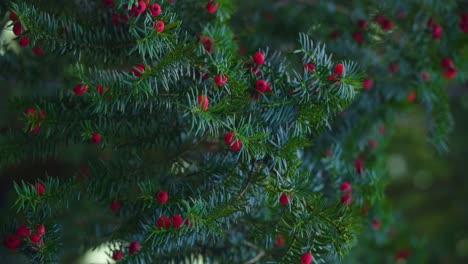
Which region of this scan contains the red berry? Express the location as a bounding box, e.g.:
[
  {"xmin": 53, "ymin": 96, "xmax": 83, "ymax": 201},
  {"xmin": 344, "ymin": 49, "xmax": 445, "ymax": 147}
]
[
  {"xmin": 35, "ymin": 225, "xmax": 45, "ymax": 236},
  {"xmin": 156, "ymin": 190, "xmax": 168, "ymax": 204},
  {"xmin": 154, "ymin": 20, "xmax": 165, "ymax": 33},
  {"xmin": 112, "ymin": 250, "xmax": 124, "ymax": 260},
  {"xmin": 432, "ymin": 24, "xmax": 443, "ymax": 39},
  {"xmin": 224, "ymin": 132, "xmax": 242, "ymax": 151},
  {"xmin": 29, "ymin": 234, "xmax": 40, "ymax": 243},
  {"xmin": 13, "ymin": 22, "xmax": 23, "ymax": 36},
  {"xmin": 372, "ymin": 219, "xmax": 381, "ymax": 230},
  {"xmin": 9, "ymin": 12, "xmax": 19, "ymax": 21},
  {"xmin": 357, "ymin": 19, "xmax": 367, "ymax": 29},
  {"xmin": 407, "ymin": 91, "xmax": 416, "ymax": 102},
  {"xmin": 206, "ymin": 1, "xmax": 218, "ymax": 14},
  {"xmin": 362, "ymin": 78, "xmax": 373, "ymax": 90},
  {"xmin": 339, "ymin": 182, "xmax": 352, "ymax": 193},
  {"xmin": 427, "ymin": 17, "xmax": 434, "ymax": 28},
  {"xmin": 368, "ymin": 139, "xmax": 377, "ymax": 149},
  {"xmin": 110, "ymin": 200, "xmax": 121, "ymax": 212},
  {"xmin": 380, "ymin": 19, "xmax": 393, "ymax": 31},
  {"xmin": 19, "ymin": 36, "xmax": 29, "ymax": 47},
  {"xmin": 279, "ymin": 193, "xmax": 291, "ymax": 205},
  {"xmin": 333, "ymin": 63, "xmax": 344, "ymax": 76},
  {"xmin": 388, "ymin": 63, "xmax": 399, "ymax": 73},
  {"xmin": 131, "ymin": 64, "xmax": 145, "ymax": 77},
  {"xmin": 134, "ymin": 1, "xmax": 147, "ymax": 15},
  {"xmin": 25, "ymin": 108, "xmax": 35, "ymax": 116},
  {"xmin": 171, "ymin": 214, "xmax": 183, "ymax": 228},
  {"xmin": 157, "ymin": 216, "xmax": 170, "ymax": 228},
  {"xmin": 16, "ymin": 225, "xmax": 31, "ymax": 238},
  {"xmin": 214, "ymin": 74, "xmax": 227, "ymax": 86},
  {"xmin": 274, "ymin": 234, "xmax": 284, "ymax": 248},
  {"xmin": 33, "ymin": 45, "xmax": 45, "ymax": 56},
  {"xmin": 103, "ymin": 0, "xmax": 114, "ymax": 6},
  {"xmin": 354, "ymin": 157, "xmax": 364, "ymax": 175},
  {"xmin": 441, "ymin": 57, "xmax": 454, "ymax": 69},
  {"xmin": 255, "ymin": 79, "xmax": 270, "ymax": 93},
  {"xmin": 202, "ymin": 36, "xmax": 212, "ymax": 51},
  {"xmin": 128, "ymin": 241, "xmax": 141, "ymax": 254},
  {"xmin": 302, "ymin": 62, "xmax": 315, "ymax": 72},
  {"xmin": 395, "ymin": 248, "xmax": 411, "ymax": 260},
  {"xmin": 3, "ymin": 234, "xmax": 21, "ymax": 250},
  {"xmin": 73, "ymin": 83, "xmax": 88, "ymax": 96},
  {"xmin": 197, "ymin": 95, "xmax": 209, "ymax": 111},
  {"xmin": 35, "ymin": 183, "xmax": 45, "ymax": 196},
  {"xmin": 96, "ymin": 85, "xmax": 108, "ymax": 95},
  {"xmin": 300, "ymin": 252, "xmax": 313, "ymax": 264},
  {"xmin": 91, "ymin": 133, "xmax": 101, "ymax": 144},
  {"xmin": 253, "ymin": 51, "xmax": 265, "ymax": 65},
  {"xmin": 444, "ymin": 68, "xmax": 457, "ymax": 80},
  {"xmin": 340, "ymin": 193, "xmax": 353, "ymax": 205},
  {"xmin": 421, "ymin": 71, "xmax": 430, "ymax": 81},
  {"xmin": 379, "ymin": 126, "xmax": 386, "ymax": 135},
  {"xmin": 149, "ymin": 4, "xmax": 162, "ymax": 16},
  {"xmin": 352, "ymin": 31, "xmax": 363, "ymax": 43}
]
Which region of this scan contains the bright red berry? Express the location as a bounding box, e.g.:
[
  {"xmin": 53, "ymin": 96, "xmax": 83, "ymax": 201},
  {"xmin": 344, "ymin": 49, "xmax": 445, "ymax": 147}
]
[
  {"xmin": 253, "ymin": 51, "xmax": 265, "ymax": 65},
  {"xmin": 255, "ymin": 79, "xmax": 270, "ymax": 93},
  {"xmin": 340, "ymin": 182, "xmax": 352, "ymax": 193},
  {"xmin": 91, "ymin": 133, "xmax": 101, "ymax": 144},
  {"xmin": 340, "ymin": 193, "xmax": 353, "ymax": 205},
  {"xmin": 9, "ymin": 12, "xmax": 19, "ymax": 21},
  {"xmin": 354, "ymin": 157, "xmax": 364, "ymax": 175},
  {"xmin": 301, "ymin": 252, "xmax": 313, "ymax": 264},
  {"xmin": 432, "ymin": 24, "xmax": 443, "ymax": 39},
  {"xmin": 380, "ymin": 18, "xmax": 393, "ymax": 31},
  {"xmin": 302, "ymin": 62, "xmax": 315, "ymax": 72},
  {"xmin": 444, "ymin": 68, "xmax": 457, "ymax": 80},
  {"xmin": 35, "ymin": 225, "xmax": 45, "ymax": 236},
  {"xmin": 363, "ymin": 78, "xmax": 373, "ymax": 90},
  {"xmin": 171, "ymin": 214, "xmax": 183, "ymax": 228},
  {"xmin": 112, "ymin": 250, "xmax": 124, "ymax": 260},
  {"xmin": 279, "ymin": 193, "xmax": 291, "ymax": 205},
  {"xmin": 441, "ymin": 57, "xmax": 454, "ymax": 69},
  {"xmin": 224, "ymin": 132, "xmax": 242, "ymax": 151},
  {"xmin": 333, "ymin": 63, "xmax": 344, "ymax": 76},
  {"xmin": 16, "ymin": 225, "xmax": 31, "ymax": 238},
  {"xmin": 73, "ymin": 83, "xmax": 88, "ymax": 96},
  {"xmin": 157, "ymin": 216, "xmax": 170, "ymax": 228},
  {"xmin": 352, "ymin": 31, "xmax": 363, "ymax": 43},
  {"xmin": 19, "ymin": 36, "xmax": 29, "ymax": 47},
  {"xmin": 214, "ymin": 74, "xmax": 227, "ymax": 86},
  {"xmin": 131, "ymin": 64, "xmax": 145, "ymax": 77},
  {"xmin": 274, "ymin": 234, "xmax": 284, "ymax": 248},
  {"xmin": 29, "ymin": 234, "xmax": 40, "ymax": 243},
  {"xmin": 33, "ymin": 45, "xmax": 45, "ymax": 56},
  {"xmin": 154, "ymin": 20, "xmax": 165, "ymax": 33},
  {"xmin": 197, "ymin": 95, "xmax": 209, "ymax": 111},
  {"xmin": 110, "ymin": 200, "xmax": 121, "ymax": 212},
  {"xmin": 156, "ymin": 190, "xmax": 168, "ymax": 204},
  {"xmin": 134, "ymin": 1, "xmax": 147, "ymax": 15},
  {"xmin": 35, "ymin": 183, "xmax": 45, "ymax": 196},
  {"xmin": 96, "ymin": 85, "xmax": 108, "ymax": 95},
  {"xmin": 206, "ymin": 1, "xmax": 218, "ymax": 14},
  {"xmin": 149, "ymin": 4, "xmax": 162, "ymax": 16},
  {"xmin": 13, "ymin": 22, "xmax": 23, "ymax": 36},
  {"xmin": 128, "ymin": 241, "xmax": 141, "ymax": 254},
  {"xmin": 3, "ymin": 234, "xmax": 21, "ymax": 250}
]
